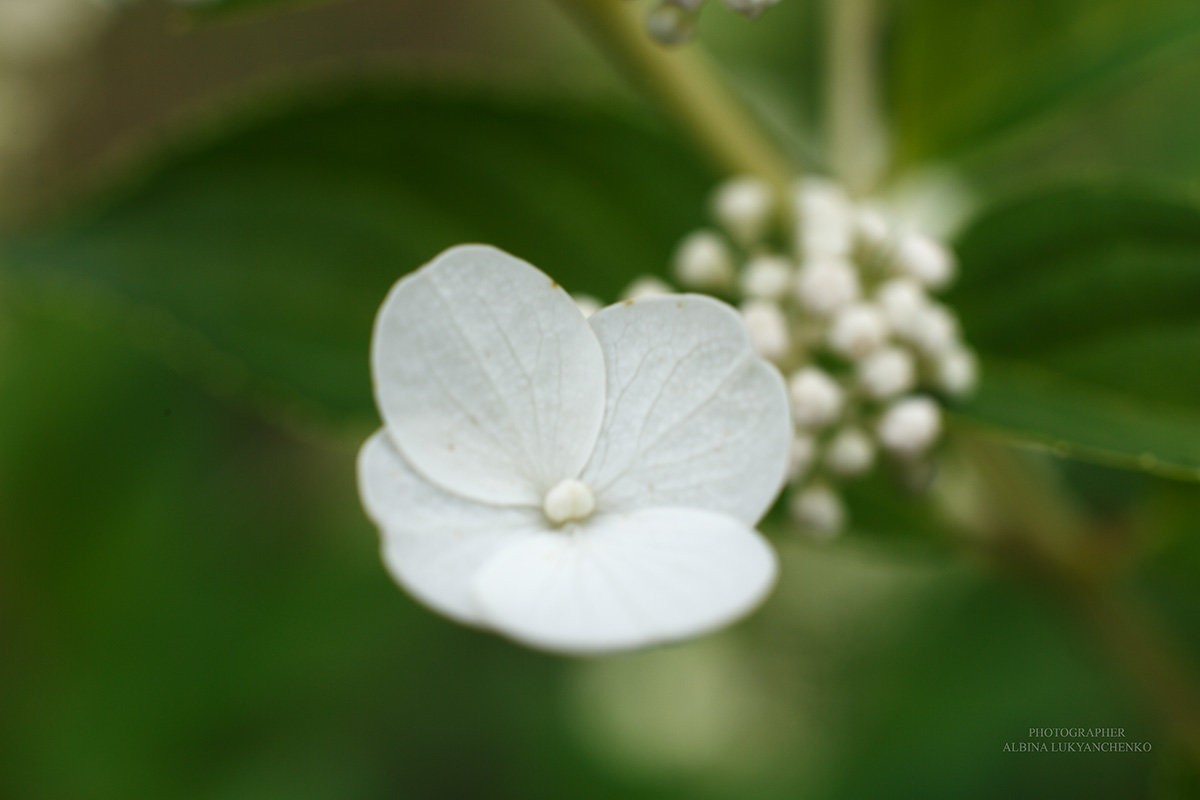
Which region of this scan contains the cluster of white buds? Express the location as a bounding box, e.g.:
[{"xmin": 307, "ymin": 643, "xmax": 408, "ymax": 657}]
[
  {"xmin": 634, "ymin": 0, "xmax": 782, "ymax": 46},
  {"xmin": 619, "ymin": 175, "xmax": 978, "ymax": 539}
]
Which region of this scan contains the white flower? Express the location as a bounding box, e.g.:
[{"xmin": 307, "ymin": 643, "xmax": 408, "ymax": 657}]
[
  {"xmin": 788, "ymin": 366, "xmax": 843, "ymax": 429},
  {"xmin": 674, "ymin": 230, "xmax": 735, "ymax": 289},
  {"xmin": 794, "ymin": 258, "xmax": 861, "ymax": 316},
  {"xmin": 857, "ymin": 345, "xmax": 916, "ymax": 400},
  {"xmin": 359, "ymin": 245, "xmax": 792, "ymax": 655},
  {"xmin": 825, "ymin": 427, "xmax": 875, "ymax": 477},
  {"xmin": 740, "ymin": 254, "xmax": 793, "ymax": 301},
  {"xmin": 711, "ymin": 176, "xmax": 774, "ymax": 245},
  {"xmin": 827, "ymin": 302, "xmax": 889, "ymax": 359},
  {"xmin": 892, "ymin": 232, "xmax": 956, "ymax": 289},
  {"xmin": 622, "ymin": 275, "xmax": 673, "ymax": 301},
  {"xmin": 788, "ymin": 483, "xmax": 844, "ymax": 538},
  {"xmin": 877, "ymin": 396, "xmax": 942, "ymax": 456},
  {"xmin": 740, "ymin": 300, "xmax": 791, "ymax": 363}
]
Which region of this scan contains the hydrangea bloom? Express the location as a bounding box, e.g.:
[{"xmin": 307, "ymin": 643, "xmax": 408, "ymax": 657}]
[{"xmin": 359, "ymin": 245, "xmax": 792, "ymax": 654}]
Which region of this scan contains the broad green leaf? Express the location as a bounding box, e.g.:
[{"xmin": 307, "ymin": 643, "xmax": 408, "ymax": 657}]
[
  {"xmin": 889, "ymin": 0, "xmax": 1200, "ymax": 169},
  {"xmin": 949, "ymin": 183, "xmax": 1200, "ymax": 480},
  {"xmin": 0, "ymin": 86, "xmax": 716, "ymax": 429}
]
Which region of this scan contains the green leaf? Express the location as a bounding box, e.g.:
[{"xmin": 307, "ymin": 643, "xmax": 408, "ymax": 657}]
[
  {"xmin": 0, "ymin": 86, "xmax": 716, "ymax": 430},
  {"xmin": 185, "ymin": 0, "xmax": 339, "ymax": 21},
  {"xmin": 949, "ymin": 182, "xmax": 1200, "ymax": 481},
  {"xmin": 889, "ymin": 0, "xmax": 1200, "ymax": 169}
]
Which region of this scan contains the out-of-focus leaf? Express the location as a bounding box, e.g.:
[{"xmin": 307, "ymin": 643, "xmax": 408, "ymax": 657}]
[
  {"xmin": 184, "ymin": 0, "xmax": 340, "ymax": 21},
  {"xmin": 0, "ymin": 301, "xmax": 677, "ymax": 800},
  {"xmin": 0, "ymin": 86, "xmax": 715, "ymax": 429},
  {"xmin": 949, "ymin": 183, "xmax": 1200, "ymax": 481},
  {"xmin": 889, "ymin": 0, "xmax": 1200, "ymax": 169}
]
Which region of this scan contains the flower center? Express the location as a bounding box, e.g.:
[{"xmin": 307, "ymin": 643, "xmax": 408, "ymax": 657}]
[{"xmin": 542, "ymin": 479, "xmax": 595, "ymax": 526}]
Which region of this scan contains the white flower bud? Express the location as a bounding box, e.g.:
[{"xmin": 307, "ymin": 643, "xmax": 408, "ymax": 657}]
[
  {"xmin": 712, "ymin": 176, "xmax": 774, "ymax": 245},
  {"xmin": 723, "ymin": 0, "xmax": 781, "ymax": 18},
  {"xmin": 854, "ymin": 204, "xmax": 892, "ymax": 256},
  {"xmin": 740, "ymin": 254, "xmax": 793, "ymax": 301},
  {"xmin": 795, "ymin": 259, "xmax": 861, "ymax": 316},
  {"xmin": 937, "ymin": 346, "xmax": 978, "ymax": 397},
  {"xmin": 907, "ymin": 302, "xmax": 960, "ymax": 357},
  {"xmin": 622, "ymin": 275, "xmax": 673, "ymax": 301},
  {"xmin": 740, "ymin": 301, "xmax": 791, "ymax": 363},
  {"xmin": 793, "ymin": 178, "xmax": 853, "ymax": 257},
  {"xmin": 877, "ymin": 396, "xmax": 942, "ymax": 456},
  {"xmin": 673, "ymin": 230, "xmax": 735, "ymax": 290},
  {"xmin": 789, "ymin": 483, "xmax": 845, "ymax": 538},
  {"xmin": 857, "ymin": 345, "xmax": 916, "ymax": 400},
  {"xmin": 788, "ymin": 367, "xmax": 843, "ymax": 429},
  {"xmin": 572, "ymin": 293, "xmax": 603, "ymax": 318},
  {"xmin": 825, "ymin": 427, "xmax": 876, "ymax": 477},
  {"xmin": 893, "ymin": 232, "xmax": 955, "ymax": 289},
  {"xmin": 875, "ymin": 278, "xmax": 929, "ymax": 337},
  {"xmin": 788, "ymin": 433, "xmax": 818, "ymax": 482},
  {"xmin": 827, "ymin": 303, "xmax": 889, "ymax": 359},
  {"xmin": 646, "ymin": 2, "xmax": 696, "ymax": 45}
]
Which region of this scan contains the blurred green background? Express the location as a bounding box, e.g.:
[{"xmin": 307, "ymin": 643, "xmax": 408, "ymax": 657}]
[{"xmin": 2, "ymin": 0, "xmax": 1200, "ymax": 797}]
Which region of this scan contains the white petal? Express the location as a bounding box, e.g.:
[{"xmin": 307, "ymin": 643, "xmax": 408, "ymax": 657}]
[
  {"xmin": 472, "ymin": 508, "xmax": 777, "ymax": 654},
  {"xmin": 581, "ymin": 295, "xmax": 791, "ymax": 526},
  {"xmin": 371, "ymin": 245, "xmax": 606, "ymax": 505},
  {"xmin": 358, "ymin": 431, "xmax": 544, "ymax": 625}
]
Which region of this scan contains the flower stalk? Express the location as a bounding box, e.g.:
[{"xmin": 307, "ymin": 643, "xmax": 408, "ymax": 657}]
[{"xmin": 552, "ymin": 0, "xmax": 795, "ymax": 191}]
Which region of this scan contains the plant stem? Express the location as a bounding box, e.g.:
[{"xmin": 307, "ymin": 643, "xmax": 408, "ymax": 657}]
[
  {"xmin": 825, "ymin": 0, "xmax": 886, "ymax": 196},
  {"xmin": 551, "ymin": 0, "xmax": 795, "ymax": 191}
]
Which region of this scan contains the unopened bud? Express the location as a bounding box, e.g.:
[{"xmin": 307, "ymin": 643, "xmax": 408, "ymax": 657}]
[
  {"xmin": 674, "ymin": 230, "xmax": 735, "ymax": 289},
  {"xmin": 937, "ymin": 347, "xmax": 978, "ymax": 397},
  {"xmin": 740, "ymin": 254, "xmax": 793, "ymax": 301},
  {"xmin": 877, "ymin": 396, "xmax": 942, "ymax": 456},
  {"xmin": 723, "ymin": 0, "xmax": 781, "ymax": 18},
  {"xmin": 893, "ymin": 232, "xmax": 955, "ymax": 289},
  {"xmin": 741, "ymin": 301, "xmax": 791, "ymax": 363},
  {"xmin": 857, "ymin": 345, "xmax": 916, "ymax": 400},
  {"xmin": 646, "ymin": 2, "xmax": 696, "ymax": 45},
  {"xmin": 788, "ymin": 433, "xmax": 818, "ymax": 482},
  {"xmin": 788, "ymin": 367, "xmax": 843, "ymax": 429},
  {"xmin": 572, "ymin": 294, "xmax": 603, "ymax": 318},
  {"xmin": 622, "ymin": 275, "xmax": 673, "ymax": 301},
  {"xmin": 789, "ymin": 483, "xmax": 845, "ymax": 538},
  {"xmin": 795, "ymin": 259, "xmax": 861, "ymax": 316},
  {"xmin": 712, "ymin": 176, "xmax": 774, "ymax": 245},
  {"xmin": 826, "ymin": 427, "xmax": 875, "ymax": 477},
  {"xmin": 827, "ymin": 303, "xmax": 889, "ymax": 359},
  {"xmin": 793, "ymin": 178, "xmax": 853, "ymax": 257}
]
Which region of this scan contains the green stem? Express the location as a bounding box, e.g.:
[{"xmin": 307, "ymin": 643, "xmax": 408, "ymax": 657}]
[
  {"xmin": 825, "ymin": 0, "xmax": 886, "ymax": 196},
  {"xmin": 552, "ymin": 0, "xmax": 796, "ymax": 190}
]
